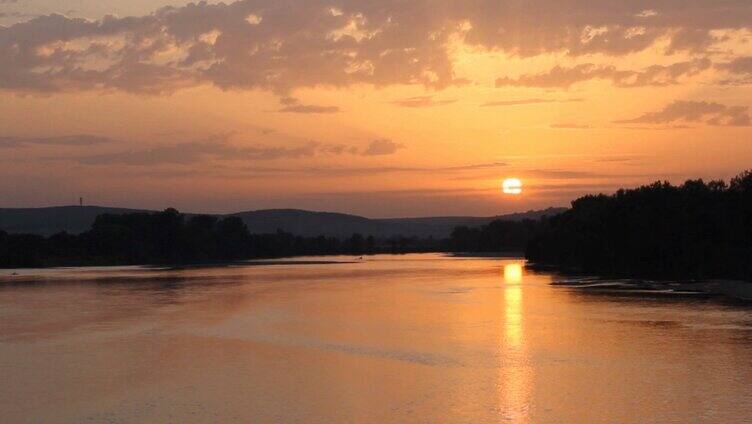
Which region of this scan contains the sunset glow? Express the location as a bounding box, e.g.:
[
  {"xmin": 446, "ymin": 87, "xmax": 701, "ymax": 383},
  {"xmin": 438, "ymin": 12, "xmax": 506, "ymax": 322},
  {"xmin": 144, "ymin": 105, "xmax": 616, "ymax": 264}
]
[
  {"xmin": 0, "ymin": 1, "xmax": 751, "ymax": 217},
  {"xmin": 2, "ymin": 3, "xmax": 752, "ymax": 422}
]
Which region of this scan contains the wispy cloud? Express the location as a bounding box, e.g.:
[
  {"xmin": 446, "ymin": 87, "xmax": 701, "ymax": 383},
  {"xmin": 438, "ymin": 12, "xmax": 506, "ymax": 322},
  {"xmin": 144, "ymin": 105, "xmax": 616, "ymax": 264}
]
[
  {"xmin": 482, "ymin": 98, "xmax": 584, "ymax": 107},
  {"xmin": 497, "ymin": 59, "xmax": 711, "ymax": 88},
  {"xmin": 0, "ymin": 134, "xmax": 114, "ymax": 148},
  {"xmin": 716, "ymin": 56, "xmax": 752, "ymax": 85},
  {"xmin": 231, "ymin": 162, "xmax": 508, "ymax": 178},
  {"xmin": 550, "ymin": 123, "xmax": 595, "ymax": 129},
  {"xmin": 595, "ymin": 155, "xmax": 643, "ymax": 163},
  {"xmin": 75, "ymin": 140, "xmax": 322, "ymax": 165},
  {"xmin": 61, "ymin": 134, "xmax": 408, "ymax": 165},
  {"xmin": 277, "ymin": 97, "xmax": 340, "ymax": 113},
  {"xmin": 391, "ymin": 96, "xmax": 456, "ymax": 108},
  {"xmin": 362, "ymin": 139, "xmax": 404, "ymax": 156},
  {"xmin": 615, "ymin": 100, "xmax": 751, "ymax": 127},
  {"xmin": 278, "ymin": 104, "xmax": 340, "ymax": 114}
]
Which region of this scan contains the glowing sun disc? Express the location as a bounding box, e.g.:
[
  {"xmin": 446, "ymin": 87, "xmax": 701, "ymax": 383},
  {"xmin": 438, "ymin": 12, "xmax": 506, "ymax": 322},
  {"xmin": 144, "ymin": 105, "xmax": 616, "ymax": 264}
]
[{"xmin": 503, "ymin": 178, "xmax": 523, "ymax": 195}]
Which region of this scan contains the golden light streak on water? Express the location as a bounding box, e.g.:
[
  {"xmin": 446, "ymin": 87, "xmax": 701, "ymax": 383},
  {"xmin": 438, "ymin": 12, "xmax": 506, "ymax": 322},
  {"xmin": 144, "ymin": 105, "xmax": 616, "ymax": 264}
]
[{"xmin": 500, "ymin": 262, "xmax": 532, "ymax": 422}]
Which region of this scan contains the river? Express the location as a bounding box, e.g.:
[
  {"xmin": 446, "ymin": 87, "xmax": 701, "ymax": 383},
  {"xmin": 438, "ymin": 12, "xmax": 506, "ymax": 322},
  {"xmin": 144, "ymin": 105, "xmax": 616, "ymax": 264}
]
[{"xmin": 1, "ymin": 253, "xmax": 751, "ymax": 423}]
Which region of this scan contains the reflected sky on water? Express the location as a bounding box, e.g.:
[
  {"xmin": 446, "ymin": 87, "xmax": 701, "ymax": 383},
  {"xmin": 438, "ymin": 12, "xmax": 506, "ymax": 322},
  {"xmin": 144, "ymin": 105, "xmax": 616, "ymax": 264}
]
[{"xmin": 1, "ymin": 254, "xmax": 752, "ymax": 423}]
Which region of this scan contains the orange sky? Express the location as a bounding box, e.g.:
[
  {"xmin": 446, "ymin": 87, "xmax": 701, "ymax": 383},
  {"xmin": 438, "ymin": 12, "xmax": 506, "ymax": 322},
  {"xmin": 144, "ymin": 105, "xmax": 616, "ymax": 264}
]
[{"xmin": 1, "ymin": 0, "xmax": 751, "ymax": 216}]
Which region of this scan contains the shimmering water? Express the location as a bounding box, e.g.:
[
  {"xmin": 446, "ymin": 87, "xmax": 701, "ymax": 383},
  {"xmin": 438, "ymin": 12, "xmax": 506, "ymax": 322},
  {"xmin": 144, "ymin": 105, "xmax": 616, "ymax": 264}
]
[{"xmin": 1, "ymin": 254, "xmax": 751, "ymax": 423}]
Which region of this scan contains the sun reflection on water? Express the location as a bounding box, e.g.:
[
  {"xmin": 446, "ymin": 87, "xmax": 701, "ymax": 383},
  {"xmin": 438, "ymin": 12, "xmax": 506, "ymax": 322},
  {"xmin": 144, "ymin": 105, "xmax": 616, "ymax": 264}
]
[
  {"xmin": 503, "ymin": 263, "xmax": 523, "ymax": 349},
  {"xmin": 504, "ymin": 263, "xmax": 523, "ymax": 284},
  {"xmin": 500, "ymin": 262, "xmax": 531, "ymax": 423}
]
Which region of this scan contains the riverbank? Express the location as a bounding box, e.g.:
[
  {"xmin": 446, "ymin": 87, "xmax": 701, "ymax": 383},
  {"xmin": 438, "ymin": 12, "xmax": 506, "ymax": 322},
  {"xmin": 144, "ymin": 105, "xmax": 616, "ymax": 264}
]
[
  {"xmin": 550, "ymin": 276, "xmax": 752, "ymax": 302},
  {"xmin": 0, "ymin": 249, "xmax": 447, "ymax": 270}
]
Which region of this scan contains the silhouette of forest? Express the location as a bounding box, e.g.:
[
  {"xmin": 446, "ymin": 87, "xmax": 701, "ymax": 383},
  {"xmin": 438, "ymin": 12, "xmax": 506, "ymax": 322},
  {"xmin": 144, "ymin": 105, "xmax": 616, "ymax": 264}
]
[
  {"xmin": 0, "ymin": 208, "xmax": 439, "ymax": 268},
  {"xmin": 449, "ymin": 219, "xmax": 539, "ymax": 253},
  {"xmin": 3, "ymin": 171, "xmax": 751, "ymax": 280},
  {"xmin": 525, "ymin": 171, "xmax": 752, "ymax": 280},
  {"xmin": 450, "ymin": 170, "xmax": 752, "ymax": 280}
]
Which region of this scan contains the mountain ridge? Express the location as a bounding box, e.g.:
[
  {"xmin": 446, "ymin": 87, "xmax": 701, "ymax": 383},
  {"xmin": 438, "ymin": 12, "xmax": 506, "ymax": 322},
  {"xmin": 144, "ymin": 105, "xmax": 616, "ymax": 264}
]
[{"xmin": 0, "ymin": 206, "xmax": 567, "ymax": 238}]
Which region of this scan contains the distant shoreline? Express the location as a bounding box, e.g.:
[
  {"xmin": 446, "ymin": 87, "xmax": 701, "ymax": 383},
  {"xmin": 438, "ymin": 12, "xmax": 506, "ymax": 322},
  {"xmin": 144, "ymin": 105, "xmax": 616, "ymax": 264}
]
[
  {"xmin": 0, "ymin": 252, "xmax": 433, "ymax": 271},
  {"xmin": 448, "ymin": 251, "xmax": 524, "ymax": 258},
  {"xmin": 548, "ymin": 274, "xmax": 752, "ymax": 302}
]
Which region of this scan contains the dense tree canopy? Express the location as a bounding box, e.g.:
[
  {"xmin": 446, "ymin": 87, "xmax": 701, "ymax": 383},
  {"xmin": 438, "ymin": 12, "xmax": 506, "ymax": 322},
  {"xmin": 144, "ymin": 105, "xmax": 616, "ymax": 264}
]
[
  {"xmin": 449, "ymin": 220, "xmax": 538, "ymax": 253},
  {"xmin": 0, "ymin": 208, "xmax": 438, "ymax": 268},
  {"xmin": 526, "ymin": 171, "xmax": 752, "ymax": 280},
  {"xmin": 3, "ymin": 171, "xmax": 751, "ymax": 280}
]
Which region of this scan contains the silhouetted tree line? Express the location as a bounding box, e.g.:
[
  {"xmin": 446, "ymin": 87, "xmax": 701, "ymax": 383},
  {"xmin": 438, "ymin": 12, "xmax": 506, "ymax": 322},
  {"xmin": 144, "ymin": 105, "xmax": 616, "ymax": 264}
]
[
  {"xmin": 449, "ymin": 219, "xmax": 539, "ymax": 252},
  {"xmin": 6, "ymin": 171, "xmax": 750, "ymax": 278},
  {"xmin": 0, "ymin": 208, "xmax": 443, "ymax": 268},
  {"xmin": 526, "ymin": 171, "xmax": 752, "ymax": 280},
  {"xmin": 447, "ymin": 170, "xmax": 752, "ymax": 280}
]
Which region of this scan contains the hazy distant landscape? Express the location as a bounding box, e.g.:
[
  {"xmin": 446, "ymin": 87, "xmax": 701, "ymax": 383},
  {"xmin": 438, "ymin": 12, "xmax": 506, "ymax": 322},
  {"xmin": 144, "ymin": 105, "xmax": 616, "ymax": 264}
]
[{"xmin": 0, "ymin": 206, "xmax": 565, "ymax": 238}]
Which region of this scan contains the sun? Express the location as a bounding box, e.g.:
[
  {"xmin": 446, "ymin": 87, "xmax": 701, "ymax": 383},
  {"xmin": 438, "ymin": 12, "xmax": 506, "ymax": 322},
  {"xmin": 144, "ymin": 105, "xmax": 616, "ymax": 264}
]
[{"xmin": 502, "ymin": 178, "xmax": 523, "ymax": 195}]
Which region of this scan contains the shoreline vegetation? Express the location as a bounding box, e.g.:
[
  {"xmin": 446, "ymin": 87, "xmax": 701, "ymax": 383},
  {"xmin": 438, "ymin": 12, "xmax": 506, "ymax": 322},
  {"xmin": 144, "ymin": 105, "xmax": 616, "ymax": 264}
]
[
  {"xmin": 547, "ymin": 276, "xmax": 752, "ymax": 302},
  {"xmin": 521, "ymin": 169, "xmax": 752, "ymax": 301},
  {"xmin": 0, "ymin": 208, "xmax": 444, "ymax": 269},
  {"xmin": 526, "ymin": 170, "xmax": 752, "ymax": 282},
  {"xmin": 1, "ymin": 171, "xmax": 751, "ymax": 297}
]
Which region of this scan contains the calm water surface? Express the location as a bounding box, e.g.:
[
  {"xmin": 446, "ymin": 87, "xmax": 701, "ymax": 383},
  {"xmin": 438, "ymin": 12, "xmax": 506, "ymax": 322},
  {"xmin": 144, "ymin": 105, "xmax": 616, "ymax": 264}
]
[{"xmin": 1, "ymin": 254, "xmax": 752, "ymax": 423}]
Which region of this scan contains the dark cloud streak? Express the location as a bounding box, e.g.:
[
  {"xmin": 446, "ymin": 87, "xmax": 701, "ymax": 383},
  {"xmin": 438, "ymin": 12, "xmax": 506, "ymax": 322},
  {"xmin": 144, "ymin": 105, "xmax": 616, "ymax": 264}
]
[
  {"xmin": 391, "ymin": 96, "xmax": 456, "ymax": 108},
  {"xmin": 615, "ymin": 100, "xmax": 751, "ymax": 127},
  {"xmin": 0, "ymin": 134, "xmax": 114, "ymax": 148},
  {"xmin": 362, "ymin": 139, "xmax": 404, "ymax": 156},
  {"xmin": 497, "ymin": 59, "xmax": 711, "ymax": 88},
  {"xmin": 65, "ymin": 136, "xmax": 406, "ymax": 165}
]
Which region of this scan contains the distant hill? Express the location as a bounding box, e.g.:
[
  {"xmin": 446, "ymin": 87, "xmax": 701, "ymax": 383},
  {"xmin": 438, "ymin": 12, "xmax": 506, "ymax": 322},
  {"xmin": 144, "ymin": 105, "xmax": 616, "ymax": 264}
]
[
  {"xmin": 0, "ymin": 206, "xmax": 147, "ymax": 236},
  {"xmin": 376, "ymin": 208, "xmax": 567, "ymax": 238},
  {"xmin": 230, "ymin": 209, "xmax": 390, "ymax": 238},
  {"xmin": 0, "ymin": 206, "xmax": 566, "ymax": 238}
]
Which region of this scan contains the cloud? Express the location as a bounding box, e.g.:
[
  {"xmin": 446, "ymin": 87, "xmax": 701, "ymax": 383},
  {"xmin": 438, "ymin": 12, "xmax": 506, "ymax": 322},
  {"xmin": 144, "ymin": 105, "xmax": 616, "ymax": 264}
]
[
  {"xmin": 69, "ymin": 134, "xmax": 381, "ymax": 165},
  {"xmin": 520, "ymin": 169, "xmax": 603, "ymax": 179},
  {"xmin": 717, "ymin": 56, "xmax": 752, "ymax": 85},
  {"xmin": 595, "ymin": 155, "xmax": 642, "ymax": 163},
  {"xmin": 614, "ymin": 100, "xmax": 751, "ymax": 127},
  {"xmin": 233, "ymin": 162, "xmax": 507, "ymax": 178},
  {"xmin": 277, "ymin": 96, "xmax": 340, "ymax": 113},
  {"xmin": 496, "ymin": 59, "xmax": 712, "ymax": 88},
  {"xmin": 391, "ymin": 96, "xmax": 456, "ymax": 108},
  {"xmin": 550, "ymin": 123, "xmax": 594, "ymax": 129},
  {"xmin": 62, "ymin": 134, "xmax": 408, "ymax": 165},
  {"xmin": 482, "ymin": 98, "xmax": 551, "ymax": 107},
  {"xmin": 719, "ymin": 56, "xmax": 752, "ymax": 75},
  {"xmin": 0, "ymin": 1, "xmax": 751, "ymax": 95},
  {"xmin": 0, "ymin": 134, "xmax": 113, "ymax": 148},
  {"xmin": 666, "ymin": 28, "xmax": 723, "ymax": 54},
  {"xmin": 362, "ymin": 139, "xmax": 404, "ymax": 156},
  {"xmin": 617, "ymin": 124, "xmax": 694, "ymax": 130},
  {"xmin": 482, "ymin": 98, "xmax": 584, "ymax": 107},
  {"xmin": 0, "ymin": 3, "xmax": 464, "ymax": 95},
  {"xmin": 0, "ymin": 12, "xmax": 34, "ymax": 19},
  {"xmin": 461, "ymin": 3, "xmax": 752, "ymax": 57},
  {"xmin": 75, "ymin": 141, "xmax": 318, "ymax": 165},
  {"xmin": 441, "ymin": 162, "xmax": 507, "ymax": 171},
  {"xmin": 319, "ymin": 144, "xmax": 359, "ymax": 155},
  {"xmin": 278, "ymin": 104, "xmax": 340, "ymax": 114}
]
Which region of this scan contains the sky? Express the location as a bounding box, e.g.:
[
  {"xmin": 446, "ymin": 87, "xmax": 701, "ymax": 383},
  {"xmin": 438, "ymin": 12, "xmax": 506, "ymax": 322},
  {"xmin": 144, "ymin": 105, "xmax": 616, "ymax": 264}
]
[{"xmin": 1, "ymin": 0, "xmax": 751, "ymax": 217}]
